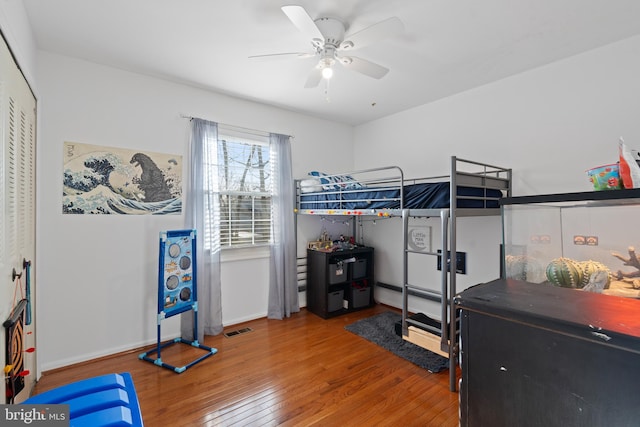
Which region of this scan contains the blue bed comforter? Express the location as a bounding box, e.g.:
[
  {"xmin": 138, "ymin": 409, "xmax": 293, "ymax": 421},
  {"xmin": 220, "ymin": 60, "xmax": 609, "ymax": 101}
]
[{"xmin": 299, "ymin": 182, "xmax": 501, "ymax": 210}]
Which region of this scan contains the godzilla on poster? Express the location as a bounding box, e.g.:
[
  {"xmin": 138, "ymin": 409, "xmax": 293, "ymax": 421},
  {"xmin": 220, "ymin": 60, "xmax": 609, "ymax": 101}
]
[{"xmin": 63, "ymin": 141, "xmax": 182, "ymax": 215}]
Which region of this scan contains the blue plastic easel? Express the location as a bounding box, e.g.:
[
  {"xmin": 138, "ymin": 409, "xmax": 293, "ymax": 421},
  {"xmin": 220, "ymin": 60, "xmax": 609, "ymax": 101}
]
[{"xmin": 139, "ymin": 229, "xmax": 216, "ymax": 373}]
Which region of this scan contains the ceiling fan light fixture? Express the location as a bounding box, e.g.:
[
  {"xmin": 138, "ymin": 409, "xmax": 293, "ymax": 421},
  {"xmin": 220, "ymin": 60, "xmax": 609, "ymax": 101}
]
[
  {"xmin": 320, "ymin": 57, "xmax": 335, "ymax": 79},
  {"xmin": 257, "ymin": 5, "xmax": 404, "ymax": 89}
]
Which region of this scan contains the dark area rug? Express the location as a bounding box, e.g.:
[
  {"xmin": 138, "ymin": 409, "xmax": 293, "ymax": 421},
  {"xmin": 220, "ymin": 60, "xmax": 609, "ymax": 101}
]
[{"xmin": 345, "ymin": 311, "xmax": 449, "ymax": 373}]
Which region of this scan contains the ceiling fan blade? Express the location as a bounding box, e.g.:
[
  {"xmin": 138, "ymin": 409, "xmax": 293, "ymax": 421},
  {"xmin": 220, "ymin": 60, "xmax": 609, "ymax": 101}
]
[
  {"xmin": 339, "ymin": 56, "xmax": 389, "ymax": 79},
  {"xmin": 304, "ymin": 67, "xmax": 323, "ymax": 88},
  {"xmin": 248, "ymin": 52, "xmax": 314, "ymax": 61},
  {"xmin": 281, "ymin": 5, "xmax": 323, "ymax": 42},
  {"xmin": 340, "ymin": 17, "xmax": 404, "ymax": 50}
]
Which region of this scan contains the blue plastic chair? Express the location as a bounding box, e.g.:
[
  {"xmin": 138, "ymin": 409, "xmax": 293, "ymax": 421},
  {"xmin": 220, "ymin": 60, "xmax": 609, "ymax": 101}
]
[{"xmin": 23, "ymin": 372, "xmax": 143, "ymax": 426}]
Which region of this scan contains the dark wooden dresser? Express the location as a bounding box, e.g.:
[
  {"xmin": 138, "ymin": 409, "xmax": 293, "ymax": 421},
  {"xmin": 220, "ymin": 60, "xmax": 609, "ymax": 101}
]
[{"xmin": 455, "ymin": 278, "xmax": 640, "ymax": 427}]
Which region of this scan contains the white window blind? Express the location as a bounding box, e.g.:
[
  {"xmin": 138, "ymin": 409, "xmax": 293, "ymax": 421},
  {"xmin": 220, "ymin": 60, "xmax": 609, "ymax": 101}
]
[{"xmin": 206, "ymin": 128, "xmax": 273, "ymax": 248}]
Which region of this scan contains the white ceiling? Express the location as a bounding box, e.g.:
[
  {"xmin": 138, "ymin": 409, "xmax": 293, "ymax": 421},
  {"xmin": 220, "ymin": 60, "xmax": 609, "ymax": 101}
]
[{"xmin": 22, "ymin": 0, "xmax": 640, "ymax": 125}]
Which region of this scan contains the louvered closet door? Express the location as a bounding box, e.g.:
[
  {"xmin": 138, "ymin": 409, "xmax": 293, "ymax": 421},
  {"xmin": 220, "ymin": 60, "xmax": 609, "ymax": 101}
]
[{"xmin": 1, "ymin": 33, "xmax": 37, "ymax": 403}]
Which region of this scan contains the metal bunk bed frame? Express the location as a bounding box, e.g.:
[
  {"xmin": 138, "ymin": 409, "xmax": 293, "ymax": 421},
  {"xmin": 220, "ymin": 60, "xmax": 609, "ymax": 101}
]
[{"xmin": 295, "ymin": 156, "xmax": 512, "ymax": 392}]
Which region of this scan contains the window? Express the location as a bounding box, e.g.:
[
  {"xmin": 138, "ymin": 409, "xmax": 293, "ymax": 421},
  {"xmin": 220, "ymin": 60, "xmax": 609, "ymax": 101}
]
[{"xmin": 206, "ymin": 129, "xmax": 273, "ymax": 248}]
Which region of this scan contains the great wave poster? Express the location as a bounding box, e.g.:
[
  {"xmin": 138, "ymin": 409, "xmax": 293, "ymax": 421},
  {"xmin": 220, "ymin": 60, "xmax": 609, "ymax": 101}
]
[{"xmin": 63, "ymin": 141, "xmax": 182, "ymax": 215}]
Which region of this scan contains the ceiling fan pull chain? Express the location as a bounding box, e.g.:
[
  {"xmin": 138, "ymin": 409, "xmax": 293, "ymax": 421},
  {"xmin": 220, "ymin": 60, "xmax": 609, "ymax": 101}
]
[{"xmin": 324, "ymin": 78, "xmax": 331, "ymax": 103}]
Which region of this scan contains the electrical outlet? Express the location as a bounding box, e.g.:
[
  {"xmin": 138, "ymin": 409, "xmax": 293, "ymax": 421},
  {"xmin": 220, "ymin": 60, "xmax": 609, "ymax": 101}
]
[{"xmin": 436, "ymin": 250, "xmax": 467, "ymax": 274}]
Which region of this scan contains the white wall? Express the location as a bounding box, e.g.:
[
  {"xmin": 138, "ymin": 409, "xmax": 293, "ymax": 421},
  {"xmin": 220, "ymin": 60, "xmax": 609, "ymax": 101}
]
[
  {"xmin": 354, "ymin": 35, "xmax": 640, "ymax": 315},
  {"xmin": 0, "ymin": 0, "xmax": 37, "ymax": 85},
  {"xmin": 35, "ymin": 51, "xmax": 352, "ymax": 370},
  {"xmin": 355, "ymin": 35, "xmax": 640, "ymax": 194}
]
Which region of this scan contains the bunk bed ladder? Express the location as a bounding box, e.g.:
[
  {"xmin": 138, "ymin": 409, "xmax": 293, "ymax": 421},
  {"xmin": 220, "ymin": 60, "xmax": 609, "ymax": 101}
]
[{"xmin": 401, "ymin": 206, "xmax": 459, "ymax": 392}]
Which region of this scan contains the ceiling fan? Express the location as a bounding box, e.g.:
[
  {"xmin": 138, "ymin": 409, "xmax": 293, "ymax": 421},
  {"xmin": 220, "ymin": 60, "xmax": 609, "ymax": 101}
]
[{"xmin": 250, "ymin": 5, "xmax": 404, "ymax": 88}]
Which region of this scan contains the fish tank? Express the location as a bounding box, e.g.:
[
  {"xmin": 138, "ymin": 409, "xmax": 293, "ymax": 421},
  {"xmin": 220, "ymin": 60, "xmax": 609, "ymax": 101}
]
[{"xmin": 501, "ymin": 189, "xmax": 640, "ymax": 298}]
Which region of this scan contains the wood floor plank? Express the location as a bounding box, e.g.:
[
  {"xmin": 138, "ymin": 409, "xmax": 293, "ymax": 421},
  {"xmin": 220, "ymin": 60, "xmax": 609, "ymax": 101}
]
[{"xmin": 32, "ymin": 305, "xmax": 459, "ymax": 426}]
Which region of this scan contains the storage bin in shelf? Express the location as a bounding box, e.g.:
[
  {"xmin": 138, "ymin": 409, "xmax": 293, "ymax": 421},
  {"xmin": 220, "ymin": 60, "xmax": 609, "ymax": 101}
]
[
  {"xmin": 327, "ymin": 289, "xmax": 344, "ymax": 312},
  {"xmin": 328, "ymin": 260, "xmax": 349, "ymax": 284},
  {"xmin": 351, "ymin": 258, "xmax": 367, "ymax": 279},
  {"xmin": 350, "ymin": 281, "xmax": 371, "ymax": 309}
]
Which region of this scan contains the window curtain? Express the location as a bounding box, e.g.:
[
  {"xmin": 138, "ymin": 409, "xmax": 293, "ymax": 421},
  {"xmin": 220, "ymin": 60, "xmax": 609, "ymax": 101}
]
[
  {"xmin": 267, "ymin": 133, "xmax": 299, "ymax": 319},
  {"xmin": 182, "ymin": 118, "xmax": 223, "ymax": 340}
]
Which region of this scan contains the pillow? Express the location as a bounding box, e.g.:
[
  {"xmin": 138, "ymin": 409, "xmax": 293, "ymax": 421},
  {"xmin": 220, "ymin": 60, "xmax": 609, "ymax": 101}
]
[
  {"xmin": 308, "ymin": 171, "xmax": 365, "ymax": 191},
  {"xmin": 341, "ymin": 178, "xmax": 366, "ymax": 190},
  {"xmin": 299, "ymin": 178, "xmax": 324, "ymax": 193}
]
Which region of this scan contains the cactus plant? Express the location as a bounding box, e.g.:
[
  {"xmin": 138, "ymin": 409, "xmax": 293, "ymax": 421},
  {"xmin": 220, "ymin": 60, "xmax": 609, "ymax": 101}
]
[
  {"xmin": 546, "ymin": 257, "xmax": 583, "ymax": 288},
  {"xmin": 578, "ymin": 260, "xmax": 611, "ymax": 289}
]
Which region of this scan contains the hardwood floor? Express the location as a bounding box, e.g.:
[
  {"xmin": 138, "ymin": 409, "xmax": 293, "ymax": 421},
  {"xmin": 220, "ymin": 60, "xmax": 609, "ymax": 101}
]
[{"xmin": 33, "ymin": 305, "xmax": 460, "ymax": 426}]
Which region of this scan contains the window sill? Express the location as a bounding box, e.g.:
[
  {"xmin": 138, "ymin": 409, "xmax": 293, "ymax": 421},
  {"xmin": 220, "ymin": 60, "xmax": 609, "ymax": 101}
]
[{"xmin": 220, "ymin": 245, "xmax": 271, "ymax": 262}]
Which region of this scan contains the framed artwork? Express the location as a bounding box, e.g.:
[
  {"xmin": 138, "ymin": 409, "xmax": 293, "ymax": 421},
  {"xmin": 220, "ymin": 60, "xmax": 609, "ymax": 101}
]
[{"xmin": 63, "ymin": 141, "xmax": 182, "ymax": 215}]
